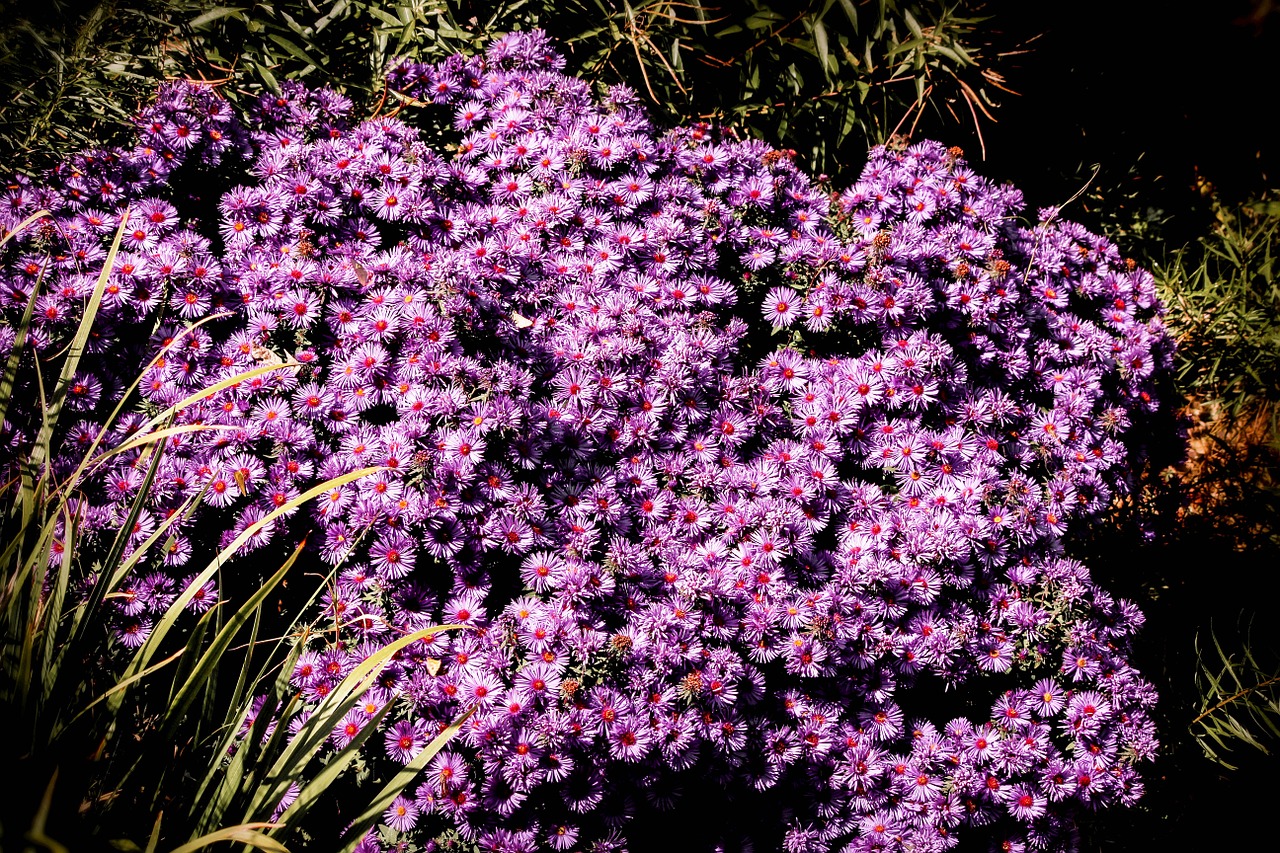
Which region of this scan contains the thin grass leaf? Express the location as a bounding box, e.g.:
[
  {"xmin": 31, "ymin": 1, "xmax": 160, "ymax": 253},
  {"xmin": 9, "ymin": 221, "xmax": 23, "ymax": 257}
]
[
  {"xmin": 24, "ymin": 768, "xmax": 69, "ymax": 853},
  {"xmin": 246, "ymin": 623, "xmax": 464, "ymax": 822},
  {"xmin": 1192, "ymin": 616, "xmax": 1280, "ymax": 767},
  {"xmin": 26, "ymin": 209, "xmax": 128, "ymax": 480},
  {"xmin": 82, "ymin": 423, "xmax": 240, "ymax": 474},
  {"xmin": 162, "ymin": 537, "xmax": 309, "ymax": 739},
  {"xmin": 271, "ymin": 701, "xmax": 395, "ymax": 833},
  {"xmin": 190, "ymin": 658, "xmax": 300, "ymax": 838},
  {"xmin": 70, "ymin": 451, "xmax": 185, "ymax": 650},
  {"xmin": 111, "ymin": 466, "xmax": 382, "ymax": 719},
  {"xmin": 142, "ymin": 810, "xmax": 164, "ymax": 853},
  {"xmin": 0, "ymin": 208, "xmax": 54, "ymax": 251},
  {"xmin": 37, "ymin": 501, "xmax": 78, "ymax": 701},
  {"xmin": 0, "ymin": 262, "xmax": 42, "ymax": 431},
  {"xmin": 49, "ymin": 311, "xmax": 234, "ymax": 505},
  {"xmin": 167, "ymin": 823, "xmax": 286, "ymax": 853},
  {"xmin": 64, "ymin": 647, "xmax": 186, "ymax": 729},
  {"xmin": 52, "ymin": 360, "xmax": 298, "ymax": 512}
]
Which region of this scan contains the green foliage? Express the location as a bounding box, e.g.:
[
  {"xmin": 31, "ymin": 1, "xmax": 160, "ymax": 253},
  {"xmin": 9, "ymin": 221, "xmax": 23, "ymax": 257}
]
[
  {"xmin": 1192, "ymin": 615, "xmax": 1280, "ymax": 770},
  {"xmin": 1073, "ymin": 174, "xmax": 1280, "ymax": 554},
  {"xmin": 542, "ymin": 0, "xmax": 1011, "ymax": 177},
  {"xmin": 2, "ymin": 1, "xmax": 1015, "ymax": 183},
  {"xmin": 1157, "ymin": 193, "xmax": 1280, "ymax": 430},
  {"xmin": 0, "ymin": 0, "xmax": 182, "ymax": 172},
  {"xmin": 179, "ymin": 1, "xmax": 505, "ymax": 105}
]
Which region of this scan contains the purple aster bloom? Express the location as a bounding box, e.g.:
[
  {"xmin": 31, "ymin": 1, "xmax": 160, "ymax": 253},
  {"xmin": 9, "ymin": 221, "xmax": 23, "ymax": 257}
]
[
  {"xmin": 0, "ymin": 33, "xmax": 1175, "ymax": 853},
  {"xmin": 385, "ymin": 718, "xmax": 431, "ymax": 763},
  {"xmin": 383, "ymin": 795, "xmax": 420, "ymax": 832}
]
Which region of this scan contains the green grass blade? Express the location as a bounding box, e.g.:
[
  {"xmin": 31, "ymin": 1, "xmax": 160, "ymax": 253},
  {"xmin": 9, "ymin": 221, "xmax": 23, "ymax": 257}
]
[
  {"xmin": 26, "ymin": 209, "xmax": 128, "ymax": 479},
  {"xmin": 82, "ymin": 423, "xmax": 240, "ymax": 474},
  {"xmin": 143, "ymin": 811, "xmax": 163, "ymax": 853},
  {"xmin": 109, "ymin": 467, "xmax": 382, "ymax": 718},
  {"xmin": 47, "ymin": 311, "xmax": 233, "ymax": 506},
  {"xmin": 191, "ymin": 646, "xmax": 304, "ymax": 837},
  {"xmin": 0, "ymin": 209, "xmax": 53, "ymax": 252},
  {"xmin": 229, "ymin": 606, "xmax": 264, "ymax": 724},
  {"xmin": 71, "ymin": 448, "xmax": 182, "ymax": 649},
  {"xmin": 167, "ymin": 602, "xmax": 221, "ymax": 711},
  {"xmin": 167, "ymin": 823, "xmax": 287, "ymax": 853},
  {"xmin": 163, "ymin": 537, "xmax": 309, "ymax": 739},
  {"xmin": 64, "ymin": 647, "xmax": 186, "ymax": 730},
  {"xmin": 245, "ymin": 623, "xmax": 464, "ymax": 822},
  {"xmin": 37, "ymin": 501, "xmax": 78, "ymax": 702},
  {"xmin": 0, "ymin": 259, "xmax": 43, "ymax": 430},
  {"xmin": 271, "ymin": 701, "xmax": 395, "ymax": 833}
]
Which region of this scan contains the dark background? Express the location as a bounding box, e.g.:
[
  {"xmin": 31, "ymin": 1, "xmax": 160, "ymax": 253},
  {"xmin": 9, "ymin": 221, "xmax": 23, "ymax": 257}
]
[{"xmin": 974, "ymin": 1, "xmax": 1276, "ymax": 241}]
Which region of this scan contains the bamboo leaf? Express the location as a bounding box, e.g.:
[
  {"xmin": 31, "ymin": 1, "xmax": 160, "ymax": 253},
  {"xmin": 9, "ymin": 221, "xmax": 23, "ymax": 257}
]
[
  {"xmin": 189, "ymin": 7, "xmax": 246, "ymax": 29},
  {"xmin": 812, "ymin": 19, "xmax": 831, "ymax": 80}
]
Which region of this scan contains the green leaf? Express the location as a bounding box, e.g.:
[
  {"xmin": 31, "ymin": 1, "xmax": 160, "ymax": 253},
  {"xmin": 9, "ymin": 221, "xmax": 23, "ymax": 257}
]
[
  {"xmin": 837, "ymin": 0, "xmax": 859, "ymax": 32},
  {"xmin": 110, "ymin": 467, "xmax": 384, "ymax": 720},
  {"xmin": 189, "ymin": 6, "xmax": 246, "ymax": 29},
  {"xmin": 812, "ymin": 19, "xmax": 831, "ymax": 80},
  {"xmin": 903, "ymin": 8, "xmax": 924, "ymax": 40},
  {"xmin": 168, "ymin": 824, "xmax": 287, "ymax": 853},
  {"xmin": 245, "ymin": 623, "xmax": 465, "ymax": 822},
  {"xmin": 272, "ymin": 701, "xmax": 395, "ymax": 833},
  {"xmin": 27, "ymin": 209, "xmax": 128, "ymax": 484},
  {"xmin": 267, "ymin": 34, "xmax": 322, "ymax": 68},
  {"xmin": 366, "ymin": 6, "xmax": 404, "ymax": 27},
  {"xmin": 162, "ymin": 537, "xmax": 309, "ymax": 738},
  {"xmin": 744, "ymin": 11, "xmax": 785, "ymax": 30},
  {"xmin": 256, "ymin": 62, "xmax": 281, "ymax": 94}
]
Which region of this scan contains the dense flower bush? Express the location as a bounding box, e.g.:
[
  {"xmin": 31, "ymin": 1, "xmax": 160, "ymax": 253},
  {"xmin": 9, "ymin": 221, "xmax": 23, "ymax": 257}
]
[{"xmin": 1, "ymin": 30, "xmax": 1172, "ymax": 852}]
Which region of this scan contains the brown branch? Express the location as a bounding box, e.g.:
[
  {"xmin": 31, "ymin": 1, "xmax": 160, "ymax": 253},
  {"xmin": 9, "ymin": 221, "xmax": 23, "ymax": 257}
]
[
  {"xmin": 640, "ymin": 32, "xmax": 688, "ymax": 96},
  {"xmin": 958, "ymin": 85, "xmax": 986, "ymax": 161},
  {"xmin": 369, "ymin": 80, "xmax": 390, "ymax": 119},
  {"xmin": 887, "ymin": 85, "xmax": 930, "ymax": 141},
  {"xmin": 630, "ymin": 33, "xmax": 661, "ymax": 103},
  {"xmin": 1193, "ymin": 674, "xmax": 1280, "ymax": 725}
]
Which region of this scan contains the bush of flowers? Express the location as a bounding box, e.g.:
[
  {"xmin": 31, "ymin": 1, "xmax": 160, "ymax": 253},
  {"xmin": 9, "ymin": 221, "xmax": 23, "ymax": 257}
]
[{"xmin": 1, "ymin": 30, "xmax": 1172, "ymax": 853}]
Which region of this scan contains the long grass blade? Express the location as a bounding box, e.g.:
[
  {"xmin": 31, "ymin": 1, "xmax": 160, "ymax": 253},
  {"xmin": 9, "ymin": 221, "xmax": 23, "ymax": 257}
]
[
  {"xmin": 37, "ymin": 500, "xmax": 78, "ymax": 702},
  {"xmin": 0, "ymin": 259, "xmax": 42, "ymax": 431},
  {"xmin": 70, "ymin": 449, "xmax": 183, "ymax": 649},
  {"xmin": 109, "ymin": 467, "xmax": 382, "ymax": 719},
  {"xmin": 167, "ymin": 823, "xmax": 287, "ymax": 853},
  {"xmin": 26, "ymin": 209, "xmax": 128, "ymax": 479},
  {"xmin": 64, "ymin": 647, "xmax": 186, "ymax": 729},
  {"xmin": 272, "ymin": 701, "xmax": 395, "ymax": 833},
  {"xmin": 163, "ymin": 537, "xmax": 309, "ymax": 739},
  {"xmin": 245, "ymin": 623, "xmax": 464, "ymax": 822},
  {"xmin": 49, "ymin": 359, "xmax": 293, "ymax": 510}
]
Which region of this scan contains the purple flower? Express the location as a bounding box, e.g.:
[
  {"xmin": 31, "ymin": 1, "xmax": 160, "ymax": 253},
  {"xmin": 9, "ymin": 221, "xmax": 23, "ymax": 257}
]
[
  {"xmin": 385, "ymin": 719, "xmax": 430, "ymax": 763},
  {"xmin": 0, "ymin": 29, "xmax": 1173, "ymax": 852}
]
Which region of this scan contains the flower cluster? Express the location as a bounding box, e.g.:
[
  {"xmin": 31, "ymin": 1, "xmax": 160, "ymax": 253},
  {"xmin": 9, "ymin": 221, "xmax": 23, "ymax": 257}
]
[{"xmin": 1, "ymin": 30, "xmax": 1171, "ymax": 853}]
